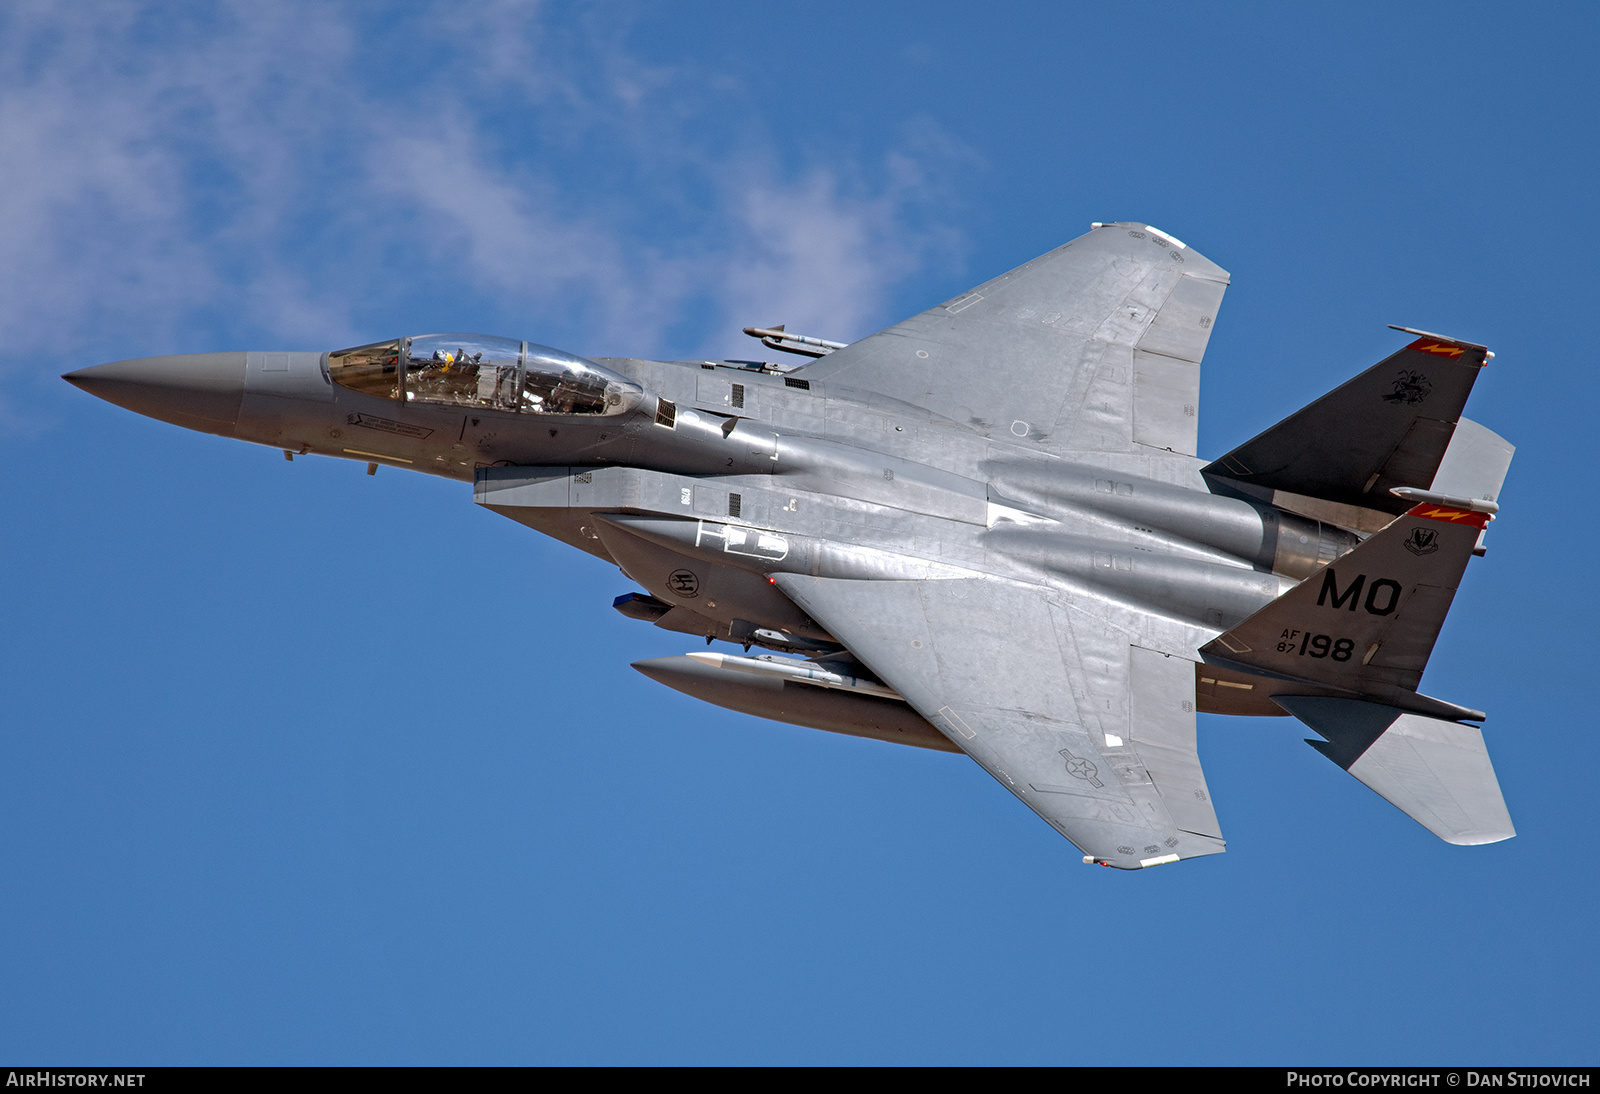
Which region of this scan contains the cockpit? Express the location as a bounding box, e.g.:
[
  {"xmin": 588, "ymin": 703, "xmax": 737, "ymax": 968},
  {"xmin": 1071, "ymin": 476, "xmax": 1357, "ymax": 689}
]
[{"xmin": 326, "ymin": 334, "xmax": 642, "ymax": 416}]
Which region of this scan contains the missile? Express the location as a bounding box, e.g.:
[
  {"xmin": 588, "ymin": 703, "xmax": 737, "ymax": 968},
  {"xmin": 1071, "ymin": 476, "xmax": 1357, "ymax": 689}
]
[
  {"xmin": 742, "ymin": 325, "xmax": 849, "ymax": 358},
  {"xmin": 686, "ymin": 652, "xmax": 902, "ymax": 700}
]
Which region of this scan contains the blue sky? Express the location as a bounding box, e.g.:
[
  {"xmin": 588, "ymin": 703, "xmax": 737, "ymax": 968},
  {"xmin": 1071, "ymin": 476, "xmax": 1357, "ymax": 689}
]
[{"xmin": 2, "ymin": 1, "xmax": 1597, "ymax": 1065}]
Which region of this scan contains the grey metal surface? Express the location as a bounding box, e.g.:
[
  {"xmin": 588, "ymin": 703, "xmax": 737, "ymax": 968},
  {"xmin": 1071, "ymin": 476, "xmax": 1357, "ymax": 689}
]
[
  {"xmin": 62, "ymin": 222, "xmax": 1517, "ymax": 867},
  {"xmin": 791, "ymin": 222, "xmax": 1229, "ymax": 458},
  {"xmin": 64, "ymin": 353, "xmax": 247, "ymax": 436},
  {"xmin": 772, "ymin": 574, "xmax": 1226, "ymax": 869},
  {"xmin": 1428, "ymin": 417, "xmax": 1515, "ymax": 507},
  {"xmin": 1276, "ymin": 696, "xmax": 1514, "ymax": 846},
  {"xmin": 632, "ymin": 654, "xmax": 959, "ymax": 754}
]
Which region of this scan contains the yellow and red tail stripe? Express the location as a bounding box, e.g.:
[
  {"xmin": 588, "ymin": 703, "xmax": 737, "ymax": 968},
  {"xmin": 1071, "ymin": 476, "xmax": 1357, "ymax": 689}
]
[
  {"xmin": 1407, "ymin": 503, "xmax": 1491, "ymax": 529},
  {"xmin": 1407, "ymin": 339, "xmax": 1469, "ymax": 358}
]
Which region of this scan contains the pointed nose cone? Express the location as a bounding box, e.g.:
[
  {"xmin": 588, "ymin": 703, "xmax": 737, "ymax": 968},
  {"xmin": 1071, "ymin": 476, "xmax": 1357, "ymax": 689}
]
[{"xmin": 63, "ymin": 352, "xmax": 247, "ymax": 436}]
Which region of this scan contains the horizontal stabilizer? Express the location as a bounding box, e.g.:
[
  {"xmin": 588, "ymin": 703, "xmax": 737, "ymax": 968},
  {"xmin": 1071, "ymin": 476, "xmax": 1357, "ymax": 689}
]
[
  {"xmin": 1205, "ymin": 332, "xmax": 1490, "ymax": 516},
  {"xmin": 1201, "ymin": 502, "xmax": 1490, "ymax": 697},
  {"xmin": 1428, "ymin": 417, "xmax": 1514, "ymax": 510},
  {"xmin": 1276, "ymin": 696, "xmax": 1513, "ymax": 845}
]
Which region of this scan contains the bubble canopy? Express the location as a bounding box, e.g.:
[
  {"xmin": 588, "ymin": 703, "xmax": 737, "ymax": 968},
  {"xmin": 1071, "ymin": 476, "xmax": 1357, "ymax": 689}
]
[{"xmin": 327, "ymin": 334, "xmax": 642, "ymax": 416}]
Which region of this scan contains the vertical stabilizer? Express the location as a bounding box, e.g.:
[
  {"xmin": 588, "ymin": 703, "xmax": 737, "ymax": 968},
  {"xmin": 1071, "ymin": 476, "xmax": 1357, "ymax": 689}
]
[
  {"xmin": 1201, "ymin": 500, "xmax": 1493, "ymax": 698},
  {"xmin": 1205, "ymin": 330, "xmax": 1491, "ymax": 516}
]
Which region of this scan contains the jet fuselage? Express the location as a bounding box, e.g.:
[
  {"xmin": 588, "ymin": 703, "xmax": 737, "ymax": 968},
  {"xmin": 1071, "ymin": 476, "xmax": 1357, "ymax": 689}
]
[{"xmin": 67, "ymin": 338, "xmax": 1353, "ymax": 735}]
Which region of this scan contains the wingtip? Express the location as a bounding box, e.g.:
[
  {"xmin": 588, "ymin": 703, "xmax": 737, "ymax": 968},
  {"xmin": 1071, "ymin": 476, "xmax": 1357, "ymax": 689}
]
[
  {"xmin": 1442, "ymin": 827, "xmax": 1516, "ymax": 846},
  {"xmin": 1387, "ymin": 324, "xmax": 1491, "ymax": 356}
]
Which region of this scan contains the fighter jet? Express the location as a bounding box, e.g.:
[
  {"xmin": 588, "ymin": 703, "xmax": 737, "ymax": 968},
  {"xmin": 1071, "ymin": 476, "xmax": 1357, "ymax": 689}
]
[{"xmin": 64, "ymin": 222, "xmax": 1515, "ymax": 868}]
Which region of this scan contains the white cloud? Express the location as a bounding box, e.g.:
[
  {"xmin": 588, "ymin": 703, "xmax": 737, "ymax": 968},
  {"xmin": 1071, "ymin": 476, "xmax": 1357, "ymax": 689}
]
[
  {"xmin": 0, "ymin": 1, "xmax": 975, "ymax": 423},
  {"xmin": 0, "ymin": 2, "xmax": 358, "ymax": 367},
  {"xmin": 380, "ymin": 122, "xmax": 698, "ymax": 350},
  {"xmin": 717, "ymin": 171, "xmax": 919, "ymax": 345},
  {"xmin": 706, "ymin": 131, "xmax": 975, "ymax": 356}
]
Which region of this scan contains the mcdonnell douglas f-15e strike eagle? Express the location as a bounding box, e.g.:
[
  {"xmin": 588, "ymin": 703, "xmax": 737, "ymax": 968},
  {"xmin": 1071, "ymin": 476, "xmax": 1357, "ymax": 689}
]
[{"xmin": 65, "ymin": 222, "xmax": 1516, "ymax": 869}]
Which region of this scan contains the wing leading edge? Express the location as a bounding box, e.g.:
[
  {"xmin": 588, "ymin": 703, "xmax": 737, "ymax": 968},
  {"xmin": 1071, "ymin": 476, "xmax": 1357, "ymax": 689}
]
[
  {"xmin": 793, "ymin": 223, "xmax": 1230, "ymax": 458},
  {"xmin": 773, "ymin": 574, "xmax": 1225, "ymax": 869}
]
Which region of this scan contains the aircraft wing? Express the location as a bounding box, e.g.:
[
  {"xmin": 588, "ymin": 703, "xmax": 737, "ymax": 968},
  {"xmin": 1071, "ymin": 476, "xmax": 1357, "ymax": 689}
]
[
  {"xmin": 792, "ymin": 222, "xmax": 1230, "ymax": 458},
  {"xmin": 772, "ymin": 574, "xmax": 1227, "ymax": 869}
]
